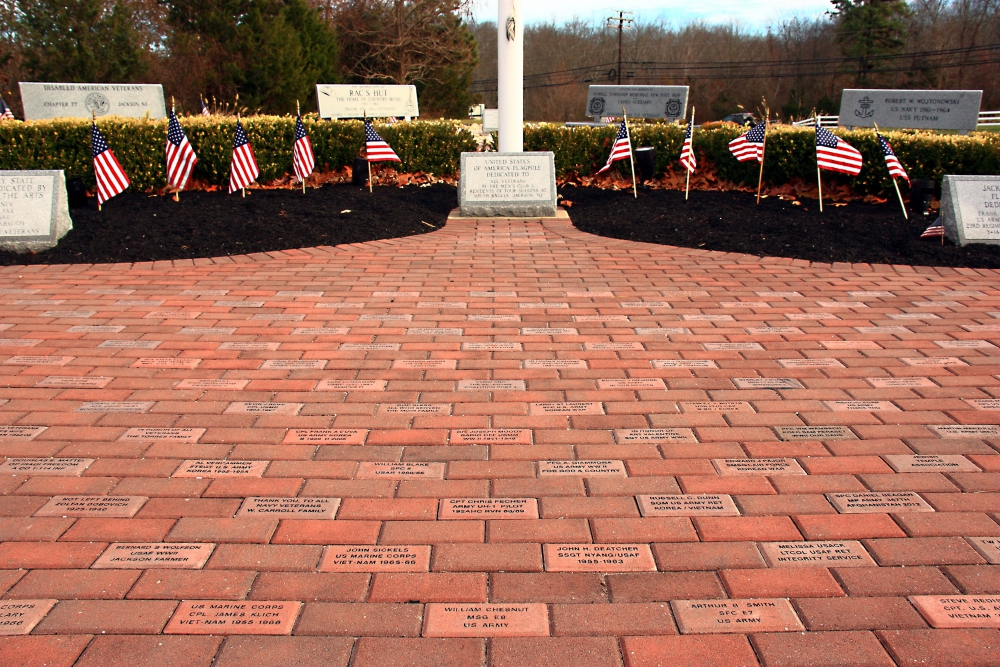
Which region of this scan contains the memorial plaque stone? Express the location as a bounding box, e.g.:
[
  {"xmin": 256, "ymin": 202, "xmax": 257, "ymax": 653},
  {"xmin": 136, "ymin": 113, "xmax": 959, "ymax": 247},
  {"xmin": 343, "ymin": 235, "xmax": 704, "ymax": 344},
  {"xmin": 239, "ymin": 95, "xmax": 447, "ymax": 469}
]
[
  {"xmin": 0, "ymin": 458, "xmax": 92, "ymax": 475},
  {"xmin": 76, "ymin": 401, "xmax": 153, "ymax": 413},
  {"xmin": 671, "ymin": 599, "xmax": 804, "ymax": 634},
  {"xmin": 282, "ymin": 429, "xmax": 367, "ymax": 445},
  {"xmin": 0, "ymin": 599, "xmax": 57, "ymax": 635},
  {"xmin": 543, "ymin": 543, "xmax": 656, "ymax": 572},
  {"xmin": 827, "ymin": 491, "xmax": 934, "ymax": 513},
  {"xmin": 681, "ymin": 401, "xmax": 754, "ymax": 413},
  {"xmin": 759, "ymin": 540, "xmax": 876, "ymax": 567},
  {"xmin": 456, "ymin": 380, "xmax": 526, "ymax": 391},
  {"xmin": 838, "ymin": 89, "xmax": 981, "ymax": 131},
  {"xmin": 461, "ymin": 343, "xmax": 522, "ymax": 350},
  {"xmin": 714, "ymin": 458, "xmax": 806, "ymax": 476},
  {"xmin": 866, "ymin": 377, "xmax": 935, "ymax": 388},
  {"xmin": 224, "ymin": 402, "xmax": 302, "ymax": 414},
  {"xmin": 652, "ymin": 360, "xmax": 718, "ymax": 369},
  {"xmin": 164, "ymin": 600, "xmax": 301, "ymax": 635},
  {"xmin": 391, "ymin": 359, "xmax": 456, "ymax": 369},
  {"xmin": 450, "ymin": 429, "xmax": 531, "ymax": 445},
  {"xmin": 734, "ymin": 378, "xmax": 805, "ymax": 390},
  {"xmin": 702, "ymin": 342, "xmax": 764, "ymax": 351},
  {"xmin": 174, "ymin": 379, "xmax": 249, "ymax": 390},
  {"xmin": 319, "ymin": 545, "xmax": 430, "ymax": 572},
  {"xmin": 596, "ymin": 379, "xmax": 666, "ymax": 390},
  {"xmin": 35, "ymin": 495, "xmax": 147, "ymax": 517},
  {"xmin": 316, "ymin": 84, "xmax": 419, "ymax": 119},
  {"xmin": 523, "ymin": 359, "xmax": 587, "ymax": 368},
  {"xmin": 237, "ymin": 497, "xmax": 340, "ymax": 518},
  {"xmin": 355, "ymin": 462, "xmax": 445, "ymax": 479},
  {"xmin": 585, "ymin": 85, "xmax": 688, "ymax": 120},
  {"xmin": 344, "ymin": 343, "xmax": 402, "ymax": 351},
  {"xmin": 379, "ymin": 403, "xmax": 450, "ymax": 414},
  {"xmin": 884, "ymin": 454, "xmax": 980, "ymax": 472},
  {"xmin": 774, "ymin": 425, "xmax": 857, "ymax": 441},
  {"xmin": 638, "ymin": 494, "xmax": 739, "ymax": 516},
  {"xmin": 908, "ymin": 595, "xmax": 1000, "ymax": 628},
  {"xmin": 92, "ymin": 543, "xmax": 215, "ymax": 569},
  {"xmin": 459, "ymin": 152, "xmax": 557, "ymax": 218},
  {"xmin": 529, "ymin": 402, "xmax": 602, "ymax": 415},
  {"xmin": 779, "ymin": 358, "xmax": 845, "ymax": 368},
  {"xmin": 538, "ymin": 460, "xmax": 625, "ymax": 476},
  {"xmin": 930, "ymin": 425, "xmax": 1000, "ymax": 438},
  {"xmin": 422, "ymin": 603, "xmax": 549, "ymax": 637},
  {"xmin": 259, "ymin": 359, "xmax": 327, "ymax": 370},
  {"xmin": 316, "ymin": 379, "xmax": 387, "ymax": 392},
  {"xmin": 616, "ymin": 428, "xmax": 697, "ymax": 443},
  {"xmin": 20, "ymin": 82, "xmax": 166, "ymax": 120},
  {"xmin": 941, "ymin": 175, "xmax": 1000, "ymax": 246},
  {"xmin": 967, "ymin": 537, "xmax": 1000, "ymax": 564},
  {"xmin": 119, "ymin": 428, "xmax": 205, "ymax": 443},
  {"xmin": 36, "ymin": 376, "xmax": 112, "ymax": 388},
  {"xmin": 173, "ymin": 460, "xmax": 268, "ymax": 477},
  {"xmin": 439, "ymin": 498, "xmax": 538, "ymax": 519},
  {"xmin": 0, "ymin": 426, "xmax": 47, "ymax": 439}
]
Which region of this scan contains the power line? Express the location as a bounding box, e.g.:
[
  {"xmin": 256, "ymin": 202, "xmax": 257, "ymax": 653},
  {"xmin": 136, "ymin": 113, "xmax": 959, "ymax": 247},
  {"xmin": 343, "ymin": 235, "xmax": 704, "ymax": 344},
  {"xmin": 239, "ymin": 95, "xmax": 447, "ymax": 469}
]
[{"xmin": 470, "ymin": 42, "xmax": 1000, "ymax": 93}]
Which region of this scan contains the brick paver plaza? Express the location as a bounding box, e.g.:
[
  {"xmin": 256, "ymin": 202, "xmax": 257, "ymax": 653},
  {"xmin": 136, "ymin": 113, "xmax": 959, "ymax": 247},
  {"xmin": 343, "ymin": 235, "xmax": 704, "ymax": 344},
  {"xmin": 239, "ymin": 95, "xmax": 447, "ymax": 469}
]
[{"xmin": 1, "ymin": 213, "xmax": 999, "ymax": 666}]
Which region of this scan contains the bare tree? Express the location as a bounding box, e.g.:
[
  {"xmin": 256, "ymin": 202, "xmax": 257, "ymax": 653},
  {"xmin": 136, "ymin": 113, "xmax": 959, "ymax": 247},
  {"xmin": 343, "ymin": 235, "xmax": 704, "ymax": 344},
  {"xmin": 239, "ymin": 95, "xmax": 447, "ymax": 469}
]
[{"xmin": 333, "ymin": 0, "xmax": 476, "ymax": 84}]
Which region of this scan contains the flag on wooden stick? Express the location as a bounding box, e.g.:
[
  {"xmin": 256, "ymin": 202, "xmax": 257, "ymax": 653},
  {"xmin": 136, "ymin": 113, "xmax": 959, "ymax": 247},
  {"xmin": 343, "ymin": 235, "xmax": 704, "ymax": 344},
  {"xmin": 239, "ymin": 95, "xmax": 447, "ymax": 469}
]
[
  {"xmin": 364, "ymin": 119, "xmax": 400, "ymax": 162},
  {"xmin": 815, "ymin": 124, "xmax": 863, "ymax": 176},
  {"xmin": 293, "ymin": 114, "xmax": 315, "ymax": 183},
  {"xmin": 921, "ymin": 217, "xmax": 945, "ymax": 239},
  {"xmin": 0, "ymin": 97, "xmax": 14, "ymax": 120},
  {"xmin": 166, "ymin": 110, "xmax": 198, "ymax": 192},
  {"xmin": 91, "ymin": 121, "xmax": 129, "ymax": 207},
  {"xmin": 728, "ymin": 119, "xmax": 766, "ymax": 163},
  {"xmin": 200, "ymin": 97, "xmax": 210, "ymax": 116},
  {"xmin": 229, "ymin": 119, "xmax": 259, "ymax": 194},
  {"xmin": 679, "ymin": 118, "xmax": 697, "ymax": 174},
  {"xmin": 877, "ymin": 132, "xmax": 908, "ymax": 182},
  {"xmin": 597, "ymin": 119, "xmax": 632, "ymax": 174}
]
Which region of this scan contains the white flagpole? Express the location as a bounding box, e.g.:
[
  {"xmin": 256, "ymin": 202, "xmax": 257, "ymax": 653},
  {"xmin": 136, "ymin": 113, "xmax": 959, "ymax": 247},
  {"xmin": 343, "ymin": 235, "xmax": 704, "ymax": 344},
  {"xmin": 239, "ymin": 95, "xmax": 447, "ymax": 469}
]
[
  {"xmin": 685, "ymin": 106, "xmax": 695, "ymax": 201},
  {"xmin": 623, "ymin": 106, "xmax": 637, "ymax": 198}
]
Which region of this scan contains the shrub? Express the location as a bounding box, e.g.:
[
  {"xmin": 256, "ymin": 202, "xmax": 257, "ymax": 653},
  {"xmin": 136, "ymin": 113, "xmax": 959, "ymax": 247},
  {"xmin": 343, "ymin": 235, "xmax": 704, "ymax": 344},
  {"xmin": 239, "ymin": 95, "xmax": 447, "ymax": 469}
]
[
  {"xmin": 0, "ymin": 116, "xmax": 478, "ymax": 191},
  {"xmin": 522, "ymin": 122, "xmax": 1000, "ymax": 196}
]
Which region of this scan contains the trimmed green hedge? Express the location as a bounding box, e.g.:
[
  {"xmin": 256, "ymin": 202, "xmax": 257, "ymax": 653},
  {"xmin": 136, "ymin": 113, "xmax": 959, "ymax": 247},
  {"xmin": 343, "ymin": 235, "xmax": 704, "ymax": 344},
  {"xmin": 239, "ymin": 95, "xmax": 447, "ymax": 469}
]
[
  {"xmin": 0, "ymin": 117, "xmax": 996, "ymax": 196},
  {"xmin": 0, "ymin": 116, "xmax": 478, "ymax": 191},
  {"xmin": 525, "ymin": 123, "xmax": 1000, "ymax": 195}
]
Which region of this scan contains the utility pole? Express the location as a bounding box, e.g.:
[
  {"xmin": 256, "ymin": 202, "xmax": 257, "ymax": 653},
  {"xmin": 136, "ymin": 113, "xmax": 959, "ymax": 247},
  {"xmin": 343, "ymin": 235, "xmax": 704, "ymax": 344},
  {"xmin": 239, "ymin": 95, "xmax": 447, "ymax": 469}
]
[{"xmin": 606, "ymin": 11, "xmax": 633, "ymax": 86}]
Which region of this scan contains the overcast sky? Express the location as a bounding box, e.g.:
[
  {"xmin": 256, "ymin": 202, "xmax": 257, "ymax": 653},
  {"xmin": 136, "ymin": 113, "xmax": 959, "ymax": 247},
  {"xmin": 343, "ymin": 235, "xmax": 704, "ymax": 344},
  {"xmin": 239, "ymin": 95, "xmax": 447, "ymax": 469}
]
[{"xmin": 470, "ymin": 0, "xmax": 833, "ymax": 30}]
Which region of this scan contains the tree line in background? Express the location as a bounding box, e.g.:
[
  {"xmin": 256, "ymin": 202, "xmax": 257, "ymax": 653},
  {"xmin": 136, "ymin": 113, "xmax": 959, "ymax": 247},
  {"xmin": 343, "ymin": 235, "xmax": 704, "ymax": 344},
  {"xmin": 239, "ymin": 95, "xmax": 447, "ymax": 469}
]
[
  {"xmin": 472, "ymin": 0, "xmax": 1000, "ymax": 122},
  {"xmin": 0, "ymin": 0, "xmax": 996, "ymax": 123},
  {"xmin": 0, "ymin": 0, "xmax": 477, "ymax": 116}
]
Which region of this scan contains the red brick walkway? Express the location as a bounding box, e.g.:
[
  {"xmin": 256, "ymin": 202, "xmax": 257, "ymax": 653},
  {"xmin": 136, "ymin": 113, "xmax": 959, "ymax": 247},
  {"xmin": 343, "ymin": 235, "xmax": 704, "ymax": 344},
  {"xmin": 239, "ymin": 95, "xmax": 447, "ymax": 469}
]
[{"xmin": 1, "ymin": 213, "xmax": 999, "ymax": 667}]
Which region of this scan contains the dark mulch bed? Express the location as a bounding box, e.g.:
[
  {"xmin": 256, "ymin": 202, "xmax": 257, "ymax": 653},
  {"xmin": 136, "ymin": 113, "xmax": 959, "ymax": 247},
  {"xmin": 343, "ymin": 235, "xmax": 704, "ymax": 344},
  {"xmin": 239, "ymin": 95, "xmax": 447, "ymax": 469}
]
[
  {"xmin": 0, "ymin": 183, "xmax": 456, "ymax": 266},
  {"xmin": 563, "ymin": 186, "xmax": 1000, "ymax": 269}
]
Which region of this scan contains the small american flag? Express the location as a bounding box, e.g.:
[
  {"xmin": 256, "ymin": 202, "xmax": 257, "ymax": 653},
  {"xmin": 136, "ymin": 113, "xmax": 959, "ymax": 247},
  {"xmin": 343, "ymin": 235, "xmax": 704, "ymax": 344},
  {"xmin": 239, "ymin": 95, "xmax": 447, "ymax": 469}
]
[
  {"xmin": 293, "ymin": 115, "xmax": 315, "ymax": 182},
  {"xmin": 816, "ymin": 122, "xmax": 863, "ymax": 175},
  {"xmin": 679, "ymin": 120, "xmax": 696, "ymax": 173},
  {"xmin": 921, "ymin": 217, "xmax": 945, "ymax": 239},
  {"xmin": 166, "ymin": 110, "xmax": 198, "ymax": 191},
  {"xmin": 228, "ymin": 119, "xmax": 259, "ymax": 193},
  {"xmin": 200, "ymin": 98, "xmax": 210, "ymax": 116},
  {"xmin": 878, "ymin": 132, "xmax": 908, "ymax": 182},
  {"xmin": 728, "ymin": 119, "xmax": 766, "ymax": 163},
  {"xmin": 365, "ymin": 120, "xmax": 400, "ymax": 162},
  {"xmin": 602, "ymin": 116, "xmax": 617, "ymax": 123},
  {"xmin": 597, "ymin": 119, "xmax": 632, "ymax": 174},
  {"xmin": 0, "ymin": 97, "xmax": 14, "ymax": 120},
  {"xmin": 91, "ymin": 122, "xmax": 129, "ymax": 205}
]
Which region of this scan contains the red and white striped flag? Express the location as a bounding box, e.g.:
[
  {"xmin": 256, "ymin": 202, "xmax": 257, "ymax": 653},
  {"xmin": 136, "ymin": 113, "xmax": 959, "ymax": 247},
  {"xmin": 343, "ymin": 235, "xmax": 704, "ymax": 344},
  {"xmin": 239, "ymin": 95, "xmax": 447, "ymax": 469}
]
[
  {"xmin": 91, "ymin": 122, "xmax": 129, "ymax": 205},
  {"xmin": 816, "ymin": 122, "xmax": 863, "ymax": 176},
  {"xmin": 921, "ymin": 217, "xmax": 945, "ymax": 239},
  {"xmin": 165, "ymin": 110, "xmax": 197, "ymax": 191},
  {"xmin": 597, "ymin": 119, "xmax": 632, "ymax": 173},
  {"xmin": 728, "ymin": 119, "xmax": 766, "ymax": 163},
  {"xmin": 0, "ymin": 97, "xmax": 14, "ymax": 120},
  {"xmin": 679, "ymin": 119, "xmax": 696, "ymax": 173},
  {"xmin": 293, "ymin": 115, "xmax": 314, "ymax": 182},
  {"xmin": 229, "ymin": 119, "xmax": 259, "ymax": 193},
  {"xmin": 877, "ymin": 132, "xmax": 909, "ymax": 183},
  {"xmin": 200, "ymin": 98, "xmax": 210, "ymax": 116},
  {"xmin": 365, "ymin": 119, "xmax": 400, "ymax": 162}
]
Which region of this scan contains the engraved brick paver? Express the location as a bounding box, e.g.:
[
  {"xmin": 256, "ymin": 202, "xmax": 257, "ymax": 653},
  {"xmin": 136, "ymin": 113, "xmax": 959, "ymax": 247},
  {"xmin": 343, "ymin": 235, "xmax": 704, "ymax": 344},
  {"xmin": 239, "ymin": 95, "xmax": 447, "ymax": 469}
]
[{"xmin": 1, "ymin": 212, "xmax": 1000, "ymax": 664}]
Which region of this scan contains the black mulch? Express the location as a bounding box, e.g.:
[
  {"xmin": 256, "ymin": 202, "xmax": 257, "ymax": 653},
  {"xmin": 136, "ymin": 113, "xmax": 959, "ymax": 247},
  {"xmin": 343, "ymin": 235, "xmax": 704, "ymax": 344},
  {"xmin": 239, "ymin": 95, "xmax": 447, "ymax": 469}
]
[
  {"xmin": 563, "ymin": 186, "xmax": 1000, "ymax": 269},
  {"xmin": 0, "ymin": 183, "xmax": 456, "ymax": 266}
]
